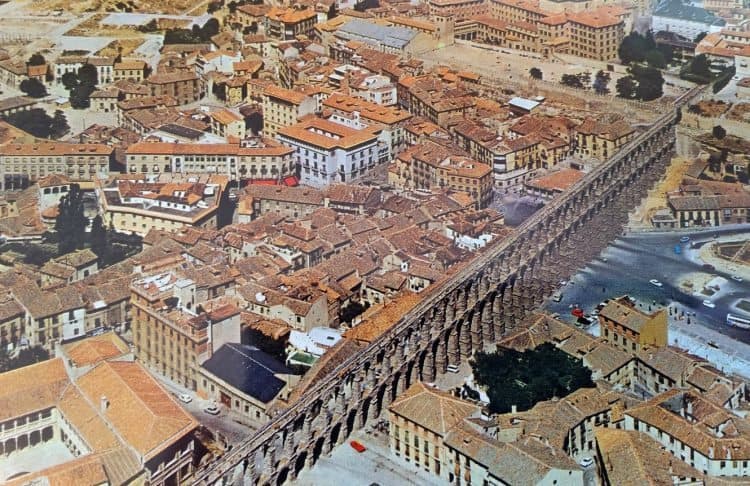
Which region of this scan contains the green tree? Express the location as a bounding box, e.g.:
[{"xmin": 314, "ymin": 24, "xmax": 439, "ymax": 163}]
[
  {"xmin": 713, "ymin": 125, "xmax": 727, "ymax": 139},
  {"xmin": 645, "ymin": 49, "xmax": 666, "ymax": 69},
  {"xmin": 61, "ymin": 71, "xmax": 79, "ymax": 90},
  {"xmin": 0, "ymin": 345, "xmax": 50, "ymax": 373},
  {"xmin": 327, "ymin": 2, "xmax": 338, "ymax": 19},
  {"xmin": 19, "ymin": 78, "xmax": 47, "ymax": 98},
  {"xmin": 618, "ymin": 31, "xmax": 650, "ymax": 64},
  {"xmin": 470, "ymin": 343, "xmax": 594, "ymax": 414},
  {"xmin": 138, "ymin": 18, "xmax": 159, "ymax": 32},
  {"xmin": 90, "ymin": 214, "xmax": 108, "ymax": 261},
  {"xmin": 616, "ymin": 75, "xmax": 637, "ymax": 99},
  {"xmin": 27, "ymin": 53, "xmax": 46, "ymax": 66},
  {"xmin": 1, "ymin": 108, "xmax": 61, "ymax": 139},
  {"xmin": 529, "ymin": 67, "xmax": 542, "ymax": 80},
  {"xmin": 201, "ymin": 17, "xmax": 220, "ymax": 40},
  {"xmin": 77, "ymin": 63, "xmax": 99, "ymax": 87},
  {"xmin": 70, "ymin": 83, "xmax": 95, "ymax": 109},
  {"xmin": 561, "ymin": 73, "xmax": 584, "ymax": 88},
  {"xmin": 632, "ymin": 65, "xmax": 664, "ymax": 101},
  {"xmin": 50, "ymin": 110, "xmax": 69, "ymax": 138},
  {"xmin": 54, "ymin": 184, "xmax": 88, "ymax": 254},
  {"xmin": 593, "ymin": 70, "xmax": 611, "ymax": 94}
]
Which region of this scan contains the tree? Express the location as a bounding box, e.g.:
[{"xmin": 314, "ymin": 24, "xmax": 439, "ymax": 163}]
[
  {"xmin": 593, "ymin": 70, "xmax": 611, "ymax": 94},
  {"xmin": 616, "ymin": 75, "xmax": 637, "ymax": 99},
  {"xmin": 207, "ymin": 0, "xmax": 222, "ymax": 13},
  {"xmin": 27, "ymin": 53, "xmax": 46, "ymax": 66},
  {"xmin": 529, "ymin": 67, "xmax": 542, "ymax": 80},
  {"xmin": 618, "ymin": 31, "xmax": 650, "ymax": 64},
  {"xmin": 632, "ymin": 65, "xmax": 664, "ymax": 101},
  {"xmin": 561, "ymin": 73, "xmax": 584, "ymax": 88},
  {"xmin": 19, "ymin": 78, "xmax": 47, "ymax": 98},
  {"xmin": 61, "ymin": 71, "xmax": 79, "ymax": 90},
  {"xmin": 90, "ymin": 215, "xmax": 108, "ymax": 260},
  {"xmin": 1, "ymin": 108, "xmax": 63, "ymax": 139},
  {"xmin": 70, "ymin": 83, "xmax": 95, "ymax": 109},
  {"xmin": 645, "ymin": 49, "xmax": 666, "ymax": 69},
  {"xmin": 201, "ymin": 17, "xmax": 220, "ymax": 39},
  {"xmin": 54, "ymin": 184, "xmax": 88, "ymax": 254},
  {"xmin": 354, "ymin": 0, "xmax": 379, "ymax": 11},
  {"xmin": 77, "ymin": 63, "xmax": 98, "ymax": 87},
  {"xmin": 50, "ymin": 110, "xmax": 70, "ymax": 139},
  {"xmin": 470, "ymin": 343, "xmax": 594, "ymax": 414},
  {"xmin": 713, "ymin": 125, "xmax": 727, "ymax": 139},
  {"xmin": 0, "ymin": 345, "xmax": 50, "ymax": 373},
  {"xmin": 138, "ymin": 18, "xmax": 159, "ymax": 33},
  {"xmin": 228, "ymin": 0, "xmax": 239, "ymax": 13},
  {"xmin": 327, "ymin": 2, "xmax": 338, "ymax": 19}
]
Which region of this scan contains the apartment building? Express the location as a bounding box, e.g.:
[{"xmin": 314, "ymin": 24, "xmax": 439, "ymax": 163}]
[
  {"xmin": 146, "ymin": 71, "xmax": 201, "ymax": 105},
  {"xmin": 574, "ymin": 114, "xmax": 635, "ymax": 160},
  {"xmin": 131, "ymin": 271, "xmax": 238, "ymax": 390},
  {"xmin": 277, "ymin": 116, "xmax": 380, "ymax": 188},
  {"xmin": 241, "ymin": 184, "xmax": 324, "ymax": 221},
  {"xmin": 391, "ymin": 140, "xmax": 494, "ymax": 209},
  {"xmin": 624, "ymin": 389, "xmax": 750, "ymax": 477},
  {"xmin": 322, "ymin": 93, "xmax": 412, "ymax": 159},
  {"xmin": 264, "ymin": 6, "xmax": 317, "ymax": 41},
  {"xmin": 0, "ymin": 143, "xmax": 113, "ymax": 190},
  {"xmin": 262, "ymin": 85, "xmax": 317, "ymax": 137},
  {"xmin": 567, "ymin": 11, "xmax": 624, "ymax": 61},
  {"xmin": 599, "ymin": 296, "xmax": 668, "ymax": 353},
  {"xmin": 210, "ymin": 108, "xmax": 246, "ymax": 139},
  {"xmin": 125, "ymin": 139, "xmax": 295, "ymax": 181},
  {"xmin": 389, "ymin": 382, "xmax": 481, "ymax": 480},
  {"xmin": 53, "ymin": 56, "xmax": 116, "ymax": 85},
  {"xmin": 429, "ymin": 0, "xmax": 489, "ymax": 22},
  {"xmin": 98, "ymin": 173, "xmax": 227, "ymax": 236},
  {"xmin": 113, "ymin": 59, "xmax": 147, "ymax": 82}
]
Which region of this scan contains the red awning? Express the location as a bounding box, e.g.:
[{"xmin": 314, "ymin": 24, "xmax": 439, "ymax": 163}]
[
  {"xmin": 283, "ymin": 176, "xmax": 299, "ymax": 187},
  {"xmin": 250, "ymin": 179, "xmax": 278, "ymax": 186}
]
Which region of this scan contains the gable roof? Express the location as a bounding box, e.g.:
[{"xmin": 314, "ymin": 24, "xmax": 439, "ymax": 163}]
[{"xmin": 389, "ymin": 381, "xmax": 479, "ymax": 435}]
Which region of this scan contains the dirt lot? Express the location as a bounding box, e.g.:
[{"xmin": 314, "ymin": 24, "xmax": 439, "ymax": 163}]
[
  {"xmin": 629, "ymin": 156, "xmax": 692, "ymax": 229},
  {"xmin": 727, "ymin": 103, "xmax": 750, "ymax": 122},
  {"xmin": 689, "ymin": 99, "xmax": 731, "ymax": 118},
  {"xmin": 96, "ymin": 38, "xmax": 145, "ymax": 57},
  {"xmin": 29, "ymin": 0, "xmax": 202, "ymax": 15}
]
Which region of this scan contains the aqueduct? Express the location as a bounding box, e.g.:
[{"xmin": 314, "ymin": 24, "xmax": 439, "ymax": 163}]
[{"xmin": 193, "ymin": 87, "xmax": 702, "ymax": 486}]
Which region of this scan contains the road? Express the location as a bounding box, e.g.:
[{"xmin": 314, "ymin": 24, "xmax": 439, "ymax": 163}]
[{"xmin": 545, "ymin": 226, "xmax": 750, "ymax": 348}]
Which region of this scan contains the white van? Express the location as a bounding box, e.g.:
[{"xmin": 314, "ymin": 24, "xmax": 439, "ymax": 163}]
[
  {"xmin": 446, "ymin": 364, "xmax": 460, "ymax": 373},
  {"xmin": 552, "ymin": 292, "xmax": 563, "ymax": 302}
]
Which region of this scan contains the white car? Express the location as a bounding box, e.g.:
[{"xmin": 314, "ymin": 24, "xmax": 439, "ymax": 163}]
[
  {"xmin": 702, "ymin": 300, "xmax": 716, "ymax": 309},
  {"xmin": 579, "ymin": 457, "xmax": 594, "ymax": 468},
  {"xmin": 649, "ymin": 279, "xmax": 663, "ymax": 287},
  {"xmin": 177, "ymin": 393, "xmax": 192, "ymax": 404},
  {"xmin": 204, "ymin": 405, "xmax": 221, "ymax": 415},
  {"xmin": 732, "ymin": 275, "xmax": 743, "ymax": 282}
]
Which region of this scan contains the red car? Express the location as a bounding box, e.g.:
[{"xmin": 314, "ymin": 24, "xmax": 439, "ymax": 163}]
[{"xmin": 350, "ymin": 440, "xmax": 366, "ymax": 453}]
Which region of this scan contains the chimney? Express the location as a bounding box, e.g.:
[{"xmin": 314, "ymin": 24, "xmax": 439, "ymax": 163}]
[
  {"xmin": 511, "ymin": 404, "xmax": 517, "ymax": 413},
  {"xmin": 100, "ymin": 395, "xmax": 109, "ymax": 413}
]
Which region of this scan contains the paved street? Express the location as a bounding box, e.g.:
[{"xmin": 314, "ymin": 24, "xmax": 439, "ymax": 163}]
[
  {"xmin": 152, "ymin": 374, "xmax": 256, "ymax": 446},
  {"xmin": 545, "ymin": 226, "xmax": 750, "ymax": 377},
  {"xmin": 294, "ymin": 430, "xmax": 441, "ymax": 486}
]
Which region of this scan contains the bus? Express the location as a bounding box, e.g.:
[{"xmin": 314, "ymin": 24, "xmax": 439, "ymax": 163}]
[{"xmin": 726, "ymin": 313, "xmax": 750, "ymax": 329}]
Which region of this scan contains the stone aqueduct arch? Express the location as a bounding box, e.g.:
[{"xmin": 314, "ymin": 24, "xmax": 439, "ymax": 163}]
[{"xmin": 193, "ymin": 96, "xmax": 696, "ymax": 486}]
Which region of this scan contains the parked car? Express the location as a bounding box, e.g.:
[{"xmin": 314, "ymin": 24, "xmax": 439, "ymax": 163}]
[
  {"xmin": 579, "ymin": 457, "xmax": 594, "ymax": 468},
  {"xmin": 702, "ymin": 264, "xmax": 715, "ymax": 271},
  {"xmin": 680, "ymin": 236, "xmax": 690, "ymax": 243},
  {"xmin": 204, "ymin": 405, "xmax": 220, "ymax": 415},
  {"xmin": 446, "ymin": 364, "xmax": 460, "ymax": 373},
  {"xmin": 649, "ymin": 279, "xmax": 663, "ymax": 287},
  {"xmin": 177, "ymin": 393, "xmax": 192, "ymax": 404},
  {"xmin": 732, "ymin": 275, "xmax": 743, "ymax": 282},
  {"xmin": 702, "ymin": 299, "xmax": 716, "ymax": 309},
  {"xmin": 350, "ymin": 440, "xmax": 366, "ymax": 453}
]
